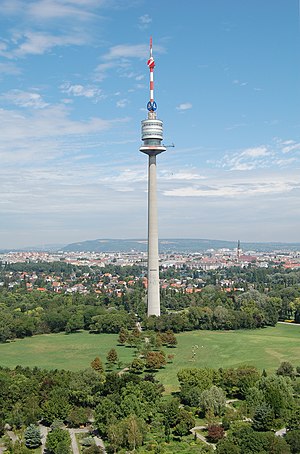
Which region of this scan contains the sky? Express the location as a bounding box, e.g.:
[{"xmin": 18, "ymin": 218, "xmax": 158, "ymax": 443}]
[{"xmin": 0, "ymin": 0, "xmax": 300, "ymax": 249}]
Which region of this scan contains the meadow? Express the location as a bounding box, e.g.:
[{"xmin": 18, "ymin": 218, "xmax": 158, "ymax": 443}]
[{"xmin": 0, "ymin": 323, "xmax": 298, "ymax": 393}]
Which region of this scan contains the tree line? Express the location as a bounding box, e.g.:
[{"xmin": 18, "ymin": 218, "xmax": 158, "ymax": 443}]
[{"xmin": 0, "ymin": 359, "xmax": 299, "ymax": 453}]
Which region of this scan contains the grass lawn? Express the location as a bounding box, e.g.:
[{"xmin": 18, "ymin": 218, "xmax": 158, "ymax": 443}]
[
  {"xmin": 0, "ymin": 331, "xmax": 135, "ymax": 371},
  {"xmin": 156, "ymin": 323, "xmax": 300, "ymax": 393},
  {"xmin": 0, "ymin": 324, "xmax": 298, "ymax": 393}
]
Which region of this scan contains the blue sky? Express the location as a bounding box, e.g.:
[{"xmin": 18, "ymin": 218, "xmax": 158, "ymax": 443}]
[{"xmin": 0, "ymin": 0, "xmax": 299, "ymax": 248}]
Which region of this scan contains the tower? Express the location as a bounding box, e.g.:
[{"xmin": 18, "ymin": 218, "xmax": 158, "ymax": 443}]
[
  {"xmin": 237, "ymin": 240, "xmax": 241, "ymax": 263},
  {"xmin": 140, "ymin": 38, "xmax": 166, "ymax": 317}
]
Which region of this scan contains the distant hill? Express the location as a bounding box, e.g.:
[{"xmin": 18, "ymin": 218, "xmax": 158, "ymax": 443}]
[{"xmin": 62, "ymin": 238, "xmax": 300, "ymax": 253}]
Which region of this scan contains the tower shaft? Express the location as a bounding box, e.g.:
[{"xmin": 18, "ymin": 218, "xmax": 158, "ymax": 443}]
[{"xmin": 147, "ymin": 154, "xmax": 160, "ymax": 316}]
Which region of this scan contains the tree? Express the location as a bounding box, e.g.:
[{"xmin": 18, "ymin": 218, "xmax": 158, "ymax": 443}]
[
  {"xmin": 46, "ymin": 428, "xmax": 71, "ymax": 454},
  {"xmin": 286, "ymin": 407, "xmax": 300, "ymax": 431},
  {"xmin": 145, "ymin": 351, "xmax": 166, "ymax": 370},
  {"xmin": 285, "ymin": 430, "xmax": 300, "ymax": 454},
  {"xmin": 90, "ymin": 357, "xmax": 104, "ymax": 375},
  {"xmin": 160, "ymin": 398, "xmax": 181, "ymax": 428},
  {"xmin": 130, "ymin": 358, "xmax": 144, "ymax": 374},
  {"xmin": 42, "ymin": 390, "xmax": 71, "ymax": 425},
  {"xmin": 207, "ymin": 424, "xmax": 225, "ymax": 442},
  {"xmin": 118, "ymin": 328, "xmax": 128, "ymax": 345},
  {"xmin": 24, "ymin": 424, "xmax": 41, "ymax": 449},
  {"xmin": 66, "ymin": 407, "xmax": 90, "ymax": 427},
  {"xmin": 107, "ymin": 421, "xmax": 124, "ymax": 454},
  {"xmin": 173, "ymin": 409, "xmax": 195, "ymax": 437},
  {"xmin": 216, "ymin": 439, "xmax": 241, "ymax": 454},
  {"xmin": 123, "ymin": 414, "xmax": 146, "ymax": 451},
  {"xmin": 106, "ymin": 348, "xmax": 118, "ymax": 366},
  {"xmin": 245, "ymin": 386, "xmax": 265, "ymax": 417},
  {"xmin": 276, "ymin": 361, "xmax": 295, "ymax": 378},
  {"xmin": 258, "ymin": 375, "xmax": 294, "ymax": 419},
  {"xmin": 251, "ymin": 403, "xmax": 274, "ymax": 431},
  {"xmin": 200, "ymin": 386, "xmax": 226, "ymax": 416},
  {"xmin": 82, "ymin": 446, "xmax": 103, "ymax": 454}
]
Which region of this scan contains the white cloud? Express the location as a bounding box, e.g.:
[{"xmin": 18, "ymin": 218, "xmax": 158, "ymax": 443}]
[
  {"xmin": 138, "ymin": 14, "xmax": 152, "ymax": 29},
  {"xmin": 282, "ymin": 143, "xmax": 300, "ymax": 154},
  {"xmin": 233, "ymin": 79, "xmax": 248, "ymax": 86},
  {"xmin": 161, "ymin": 171, "xmax": 206, "ymax": 181},
  {"xmin": 0, "ymin": 104, "xmax": 129, "ymax": 147},
  {"xmin": 60, "ymin": 83, "xmax": 104, "ymax": 101},
  {"xmin": 217, "ymin": 145, "xmax": 275, "ymax": 171},
  {"xmin": 116, "ymin": 98, "xmax": 129, "ymax": 108},
  {"xmin": 104, "ymin": 43, "xmax": 149, "ymax": 60},
  {"xmin": 0, "ymin": 62, "xmax": 21, "ymax": 75},
  {"xmin": 2, "ymin": 0, "xmax": 100, "ymax": 21},
  {"xmin": 94, "ymin": 42, "xmax": 165, "ymax": 81},
  {"xmin": 176, "ymin": 102, "xmax": 192, "ymax": 111},
  {"xmin": 164, "ymin": 181, "xmax": 297, "ymax": 198},
  {"xmin": 2, "ymin": 90, "xmax": 48, "ymax": 109},
  {"xmin": 241, "ymin": 146, "xmax": 269, "ymax": 158},
  {"xmin": 27, "ymin": 0, "xmax": 98, "ymax": 21},
  {"xmin": 1, "ymin": 31, "xmax": 88, "ymax": 58}
]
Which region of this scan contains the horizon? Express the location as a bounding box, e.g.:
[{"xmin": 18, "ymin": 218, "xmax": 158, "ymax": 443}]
[
  {"xmin": 1, "ymin": 1, "xmax": 299, "ymax": 248},
  {"xmin": 2, "ymin": 236, "xmax": 300, "ymax": 253}
]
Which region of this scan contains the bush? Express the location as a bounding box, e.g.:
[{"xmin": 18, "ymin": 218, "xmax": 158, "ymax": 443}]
[
  {"xmin": 24, "ymin": 424, "xmax": 41, "ymax": 449},
  {"xmin": 207, "ymin": 424, "xmax": 225, "ymax": 442}
]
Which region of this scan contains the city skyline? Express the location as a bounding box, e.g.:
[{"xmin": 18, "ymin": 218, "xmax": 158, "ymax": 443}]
[{"xmin": 1, "ymin": 0, "xmax": 300, "ymax": 248}]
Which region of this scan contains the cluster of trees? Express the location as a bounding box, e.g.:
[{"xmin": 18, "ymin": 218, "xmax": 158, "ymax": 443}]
[
  {"xmin": 1, "ymin": 260, "xmax": 300, "ymax": 344},
  {"xmin": 146, "ymin": 288, "xmax": 279, "ymax": 332},
  {"xmin": 0, "ymin": 364, "xmax": 196, "ymax": 453},
  {"xmin": 0, "ymin": 358, "xmax": 299, "ymax": 453},
  {"xmin": 0, "ymin": 284, "xmax": 297, "ymax": 343},
  {"xmin": 177, "ymin": 362, "xmax": 300, "ymax": 453}
]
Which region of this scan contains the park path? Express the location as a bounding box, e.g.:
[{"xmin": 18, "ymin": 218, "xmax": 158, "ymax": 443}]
[
  {"xmin": 2, "ymin": 425, "xmax": 106, "ymax": 454},
  {"xmin": 190, "ymin": 426, "xmax": 216, "ymax": 450},
  {"xmin": 275, "ymin": 428, "xmax": 287, "ymax": 437},
  {"xmin": 39, "ymin": 424, "xmax": 49, "ymax": 453},
  {"xmin": 278, "ymin": 321, "xmax": 300, "ymax": 326},
  {"xmin": 68, "ymin": 427, "xmax": 106, "ymax": 454}
]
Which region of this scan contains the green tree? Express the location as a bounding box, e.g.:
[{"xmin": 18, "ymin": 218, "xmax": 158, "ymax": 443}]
[
  {"xmin": 251, "ymin": 403, "xmax": 274, "ymax": 431},
  {"xmin": 216, "ymin": 439, "xmax": 241, "ymax": 454},
  {"xmin": 200, "ymin": 386, "xmax": 226, "ymax": 416},
  {"xmin": 46, "ymin": 428, "xmax": 71, "ymax": 454},
  {"xmin": 123, "ymin": 414, "xmax": 146, "ymax": 451},
  {"xmin": 285, "ymin": 430, "xmax": 300, "ymax": 454},
  {"xmin": 245, "ymin": 386, "xmax": 265, "ymax": 417},
  {"xmin": 107, "ymin": 421, "xmax": 124, "ymax": 454},
  {"xmin": 173, "ymin": 409, "xmax": 195, "ymax": 437},
  {"xmin": 42, "ymin": 390, "xmax": 71, "ymax": 425},
  {"xmin": 259, "ymin": 375, "xmax": 294, "ymax": 418},
  {"xmin": 118, "ymin": 328, "xmax": 128, "ymax": 345},
  {"xmin": 276, "ymin": 361, "xmax": 295, "ymax": 378},
  {"xmin": 130, "ymin": 358, "xmax": 145, "ymax": 374},
  {"xmin": 106, "ymin": 348, "xmax": 118, "ymax": 366},
  {"xmin": 24, "ymin": 424, "xmax": 41, "ymax": 448}
]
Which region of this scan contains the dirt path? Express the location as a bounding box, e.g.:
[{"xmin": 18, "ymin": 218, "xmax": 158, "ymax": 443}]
[
  {"xmin": 39, "ymin": 424, "xmax": 49, "ymax": 453},
  {"xmin": 190, "ymin": 426, "xmax": 216, "ymax": 450},
  {"xmin": 68, "ymin": 427, "xmax": 106, "ymax": 454}
]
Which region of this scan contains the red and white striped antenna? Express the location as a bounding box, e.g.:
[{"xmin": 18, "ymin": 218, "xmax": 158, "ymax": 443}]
[{"xmin": 147, "ymin": 37, "xmax": 157, "ymax": 112}]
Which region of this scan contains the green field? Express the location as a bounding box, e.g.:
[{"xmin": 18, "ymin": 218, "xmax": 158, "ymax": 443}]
[
  {"xmin": 0, "ymin": 331, "xmax": 133, "ymax": 371},
  {"xmin": 0, "ymin": 323, "xmax": 298, "ymax": 393},
  {"xmin": 157, "ymin": 323, "xmax": 300, "ymax": 392}
]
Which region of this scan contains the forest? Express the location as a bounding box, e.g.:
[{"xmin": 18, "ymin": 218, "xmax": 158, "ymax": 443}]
[
  {"xmin": 0, "ymin": 261, "xmax": 299, "ymax": 452},
  {"xmin": 0, "ymin": 261, "xmax": 300, "ymax": 342}
]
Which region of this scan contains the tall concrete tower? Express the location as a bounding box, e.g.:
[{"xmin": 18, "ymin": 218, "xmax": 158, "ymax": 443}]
[{"xmin": 140, "ymin": 38, "xmax": 166, "ymax": 317}]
